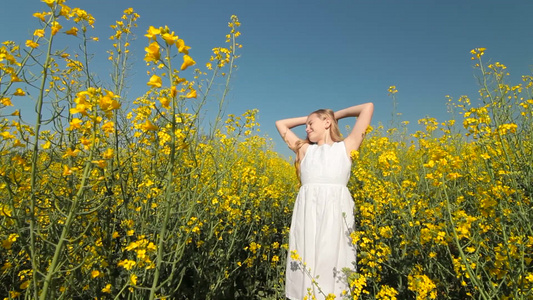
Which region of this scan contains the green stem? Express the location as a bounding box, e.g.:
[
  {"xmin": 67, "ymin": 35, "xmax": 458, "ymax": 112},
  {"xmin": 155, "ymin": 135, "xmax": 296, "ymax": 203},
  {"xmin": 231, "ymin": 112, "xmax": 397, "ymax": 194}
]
[
  {"xmin": 149, "ymin": 44, "xmax": 176, "ymax": 300},
  {"xmin": 28, "ymin": 15, "xmax": 56, "ymax": 299},
  {"xmin": 442, "ymin": 176, "xmax": 491, "ymax": 300},
  {"xmin": 148, "ymin": 176, "xmax": 173, "ymax": 300},
  {"xmin": 211, "ymin": 27, "xmax": 238, "ymax": 134},
  {"xmin": 39, "ymin": 118, "xmax": 99, "ymax": 299}
]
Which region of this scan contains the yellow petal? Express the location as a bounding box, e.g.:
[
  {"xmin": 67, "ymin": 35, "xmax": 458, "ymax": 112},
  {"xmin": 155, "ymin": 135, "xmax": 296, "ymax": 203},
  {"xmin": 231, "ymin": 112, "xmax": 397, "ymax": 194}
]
[
  {"xmin": 14, "ymin": 88, "xmax": 26, "ymax": 96},
  {"xmin": 25, "ymin": 40, "xmax": 39, "ymax": 49},
  {"xmin": 145, "ymin": 26, "xmax": 161, "ymax": 40},
  {"xmin": 147, "ymin": 75, "xmax": 162, "ymax": 88},
  {"xmin": 65, "ymin": 27, "xmax": 78, "ymax": 36},
  {"xmin": 33, "ymin": 29, "xmax": 45, "ymax": 37},
  {"xmin": 170, "ymin": 86, "xmax": 177, "ymax": 98},
  {"xmin": 160, "ymin": 97, "xmax": 170, "ymax": 108},
  {"xmin": 162, "ymin": 32, "xmax": 178, "ymax": 45},
  {"xmin": 144, "ymin": 42, "xmax": 160, "ymax": 62},
  {"xmin": 185, "ymin": 89, "xmax": 197, "ymax": 99},
  {"xmin": 176, "ymin": 39, "xmax": 190, "ymax": 54},
  {"xmin": 42, "ymin": 0, "xmax": 55, "ymax": 8},
  {"xmin": 1, "ymin": 97, "xmax": 13, "ymax": 106},
  {"xmin": 180, "ymin": 55, "xmax": 196, "ymax": 71},
  {"xmin": 33, "ymin": 12, "xmax": 47, "ymax": 22},
  {"xmin": 141, "ymin": 120, "xmax": 158, "ymax": 131}
]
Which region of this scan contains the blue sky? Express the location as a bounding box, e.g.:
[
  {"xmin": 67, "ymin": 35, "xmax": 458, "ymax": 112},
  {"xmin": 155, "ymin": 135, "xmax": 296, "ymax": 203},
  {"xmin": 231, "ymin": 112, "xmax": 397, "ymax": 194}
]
[{"xmin": 2, "ymin": 0, "xmax": 532, "ymax": 158}]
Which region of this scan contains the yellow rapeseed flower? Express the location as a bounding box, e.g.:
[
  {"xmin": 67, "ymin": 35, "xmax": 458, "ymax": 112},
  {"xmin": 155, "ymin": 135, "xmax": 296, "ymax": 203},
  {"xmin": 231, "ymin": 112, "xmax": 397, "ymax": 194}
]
[
  {"xmin": 118, "ymin": 259, "xmax": 136, "ymax": 270},
  {"xmin": 408, "ymin": 273, "xmax": 437, "ymax": 299},
  {"xmin": 42, "ymin": 0, "xmax": 56, "ymax": 8},
  {"xmin": 144, "ymin": 42, "xmax": 160, "ymax": 62},
  {"xmin": 102, "ymin": 148, "xmax": 114, "ymax": 159},
  {"xmin": 185, "ymin": 89, "xmax": 197, "ymax": 99},
  {"xmin": 141, "ymin": 120, "xmax": 158, "ymax": 131},
  {"xmin": 170, "ymin": 85, "xmax": 178, "ymax": 97},
  {"xmin": 159, "ymin": 97, "xmax": 170, "ymax": 108},
  {"xmin": 147, "ymin": 74, "xmax": 162, "ymax": 88},
  {"xmin": 1, "ymin": 131, "xmax": 15, "ymax": 139},
  {"xmin": 350, "ymin": 274, "xmax": 367, "ymax": 299},
  {"xmin": 130, "ymin": 274, "xmax": 138, "ymax": 285},
  {"xmin": 58, "ymin": 4, "xmax": 71, "ymax": 17},
  {"xmin": 1, "ymin": 262, "xmax": 12, "ymax": 272},
  {"xmin": 101, "ymin": 121, "xmax": 115, "ymax": 133},
  {"xmin": 147, "ymin": 242, "xmax": 157, "ymax": 252},
  {"xmin": 65, "ymin": 27, "xmax": 78, "ymax": 36},
  {"xmin": 181, "ymin": 54, "xmax": 196, "ymax": 70},
  {"xmin": 68, "ymin": 118, "xmax": 82, "ymax": 131},
  {"xmin": 33, "ymin": 12, "xmax": 48, "ymax": 22},
  {"xmin": 290, "ymin": 250, "xmax": 300, "ymax": 261},
  {"xmin": 176, "ymin": 39, "xmax": 190, "ymax": 54},
  {"xmin": 0, "ymin": 205, "xmax": 13, "ymax": 218},
  {"xmin": 62, "ymin": 148, "xmax": 80, "ymax": 158},
  {"xmin": 1, "ymin": 97, "xmax": 13, "ymax": 106},
  {"xmin": 145, "ymin": 26, "xmax": 161, "ymax": 40},
  {"xmin": 162, "ymin": 32, "xmax": 178, "ymax": 45},
  {"xmin": 51, "ymin": 21, "xmax": 62, "ymax": 36},
  {"xmin": 14, "ymin": 88, "xmax": 26, "ymax": 96},
  {"xmin": 92, "ymin": 160, "xmax": 107, "ymax": 168},
  {"xmin": 62, "ymin": 165, "xmax": 72, "ymax": 176},
  {"xmin": 1, "ymin": 233, "xmax": 18, "ymax": 249},
  {"xmin": 125, "ymin": 241, "xmax": 139, "ymax": 251},
  {"xmin": 33, "ymin": 29, "xmax": 45, "ymax": 37},
  {"xmin": 98, "ymin": 95, "xmax": 120, "ymax": 111},
  {"xmin": 25, "ymin": 40, "xmax": 39, "ymax": 48},
  {"xmin": 470, "ymin": 47, "xmax": 486, "ymax": 60},
  {"xmin": 102, "ymin": 283, "xmax": 112, "ymax": 293},
  {"xmin": 20, "ymin": 280, "xmax": 30, "ymax": 290},
  {"xmin": 376, "ymin": 285, "xmax": 398, "ymax": 300},
  {"xmin": 248, "ymin": 242, "xmax": 261, "ymax": 254},
  {"xmin": 10, "ymin": 74, "xmax": 22, "ymax": 82}
]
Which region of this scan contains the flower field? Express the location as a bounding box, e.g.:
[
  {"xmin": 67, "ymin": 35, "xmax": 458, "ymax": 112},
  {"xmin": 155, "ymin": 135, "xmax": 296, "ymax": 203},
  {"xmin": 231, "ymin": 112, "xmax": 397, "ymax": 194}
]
[{"xmin": 0, "ymin": 1, "xmax": 532, "ymax": 299}]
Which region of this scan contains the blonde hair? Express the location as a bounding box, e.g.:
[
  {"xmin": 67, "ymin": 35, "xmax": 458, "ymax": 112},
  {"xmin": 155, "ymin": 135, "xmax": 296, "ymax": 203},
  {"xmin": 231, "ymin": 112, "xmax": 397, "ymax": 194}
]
[{"xmin": 292, "ymin": 109, "xmax": 343, "ymax": 180}]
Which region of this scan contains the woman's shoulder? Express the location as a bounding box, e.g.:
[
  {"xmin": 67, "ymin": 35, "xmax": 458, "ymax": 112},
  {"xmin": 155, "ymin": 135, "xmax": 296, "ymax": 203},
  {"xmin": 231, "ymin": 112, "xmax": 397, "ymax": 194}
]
[{"xmin": 333, "ymin": 141, "xmax": 346, "ymax": 148}]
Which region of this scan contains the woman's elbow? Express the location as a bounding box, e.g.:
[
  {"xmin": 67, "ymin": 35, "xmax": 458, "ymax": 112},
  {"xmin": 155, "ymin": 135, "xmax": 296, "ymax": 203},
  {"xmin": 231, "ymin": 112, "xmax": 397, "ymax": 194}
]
[
  {"xmin": 364, "ymin": 102, "xmax": 374, "ymax": 114},
  {"xmin": 275, "ymin": 119, "xmax": 287, "ymax": 128}
]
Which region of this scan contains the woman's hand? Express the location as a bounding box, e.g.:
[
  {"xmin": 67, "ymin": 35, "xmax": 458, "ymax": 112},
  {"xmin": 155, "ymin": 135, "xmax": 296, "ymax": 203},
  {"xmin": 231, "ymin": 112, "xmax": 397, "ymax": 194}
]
[{"xmin": 336, "ymin": 102, "xmax": 374, "ymax": 155}]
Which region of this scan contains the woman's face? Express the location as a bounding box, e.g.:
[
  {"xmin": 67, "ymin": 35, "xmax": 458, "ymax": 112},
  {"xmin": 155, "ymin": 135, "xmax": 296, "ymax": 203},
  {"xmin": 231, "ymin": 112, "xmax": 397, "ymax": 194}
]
[{"xmin": 305, "ymin": 113, "xmax": 329, "ymax": 143}]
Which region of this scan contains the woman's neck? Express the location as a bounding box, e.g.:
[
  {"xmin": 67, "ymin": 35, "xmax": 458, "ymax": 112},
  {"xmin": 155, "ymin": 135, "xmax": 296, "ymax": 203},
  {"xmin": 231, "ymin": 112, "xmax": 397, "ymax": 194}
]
[{"xmin": 317, "ymin": 132, "xmax": 334, "ymax": 146}]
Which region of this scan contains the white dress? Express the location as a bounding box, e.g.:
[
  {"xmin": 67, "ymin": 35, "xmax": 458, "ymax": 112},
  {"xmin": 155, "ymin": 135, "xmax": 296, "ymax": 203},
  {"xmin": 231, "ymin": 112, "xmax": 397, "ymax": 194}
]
[{"xmin": 286, "ymin": 141, "xmax": 356, "ymax": 300}]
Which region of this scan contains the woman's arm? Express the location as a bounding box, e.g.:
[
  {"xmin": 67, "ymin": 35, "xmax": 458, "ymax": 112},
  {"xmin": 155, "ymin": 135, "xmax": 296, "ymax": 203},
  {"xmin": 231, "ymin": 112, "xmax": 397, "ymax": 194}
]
[
  {"xmin": 275, "ymin": 116, "xmax": 307, "ymax": 152},
  {"xmin": 335, "ymin": 102, "xmax": 374, "ymax": 154}
]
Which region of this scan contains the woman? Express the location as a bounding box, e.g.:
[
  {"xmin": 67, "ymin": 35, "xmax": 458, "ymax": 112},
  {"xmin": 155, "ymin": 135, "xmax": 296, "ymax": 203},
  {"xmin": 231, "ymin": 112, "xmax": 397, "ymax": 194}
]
[{"xmin": 275, "ymin": 103, "xmax": 374, "ymax": 299}]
